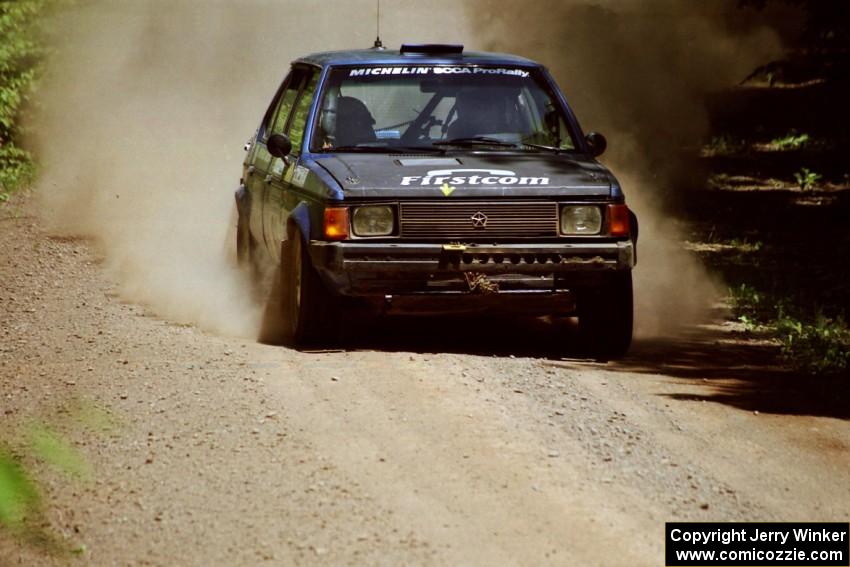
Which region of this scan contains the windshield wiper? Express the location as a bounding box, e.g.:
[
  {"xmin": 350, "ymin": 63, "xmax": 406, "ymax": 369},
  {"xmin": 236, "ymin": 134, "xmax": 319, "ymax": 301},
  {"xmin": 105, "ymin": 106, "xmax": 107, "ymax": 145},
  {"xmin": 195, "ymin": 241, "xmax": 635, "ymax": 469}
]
[
  {"xmin": 330, "ymin": 145, "xmax": 396, "ymax": 153},
  {"xmin": 432, "ymin": 136, "xmax": 518, "ymax": 148},
  {"xmin": 521, "ymin": 142, "xmax": 567, "ymax": 153},
  {"xmin": 329, "ymin": 144, "xmax": 444, "ymax": 154}
]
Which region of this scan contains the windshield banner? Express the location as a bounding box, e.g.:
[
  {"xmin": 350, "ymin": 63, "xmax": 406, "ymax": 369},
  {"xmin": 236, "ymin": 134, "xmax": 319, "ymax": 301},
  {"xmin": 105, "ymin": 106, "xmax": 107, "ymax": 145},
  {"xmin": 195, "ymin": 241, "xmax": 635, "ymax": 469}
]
[{"xmin": 348, "ymin": 67, "xmax": 530, "ymax": 78}]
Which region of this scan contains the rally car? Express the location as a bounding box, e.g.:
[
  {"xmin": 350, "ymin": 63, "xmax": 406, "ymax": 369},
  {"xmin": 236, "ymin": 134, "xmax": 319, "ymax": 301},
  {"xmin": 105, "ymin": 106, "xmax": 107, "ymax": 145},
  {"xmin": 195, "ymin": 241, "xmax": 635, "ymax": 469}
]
[{"xmin": 236, "ymin": 43, "xmax": 637, "ymax": 357}]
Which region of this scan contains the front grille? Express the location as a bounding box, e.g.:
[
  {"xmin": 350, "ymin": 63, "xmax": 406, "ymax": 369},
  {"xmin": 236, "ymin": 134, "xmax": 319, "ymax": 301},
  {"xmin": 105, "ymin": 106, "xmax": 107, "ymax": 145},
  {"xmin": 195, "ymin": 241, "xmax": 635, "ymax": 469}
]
[{"xmin": 399, "ymin": 201, "xmax": 559, "ymax": 239}]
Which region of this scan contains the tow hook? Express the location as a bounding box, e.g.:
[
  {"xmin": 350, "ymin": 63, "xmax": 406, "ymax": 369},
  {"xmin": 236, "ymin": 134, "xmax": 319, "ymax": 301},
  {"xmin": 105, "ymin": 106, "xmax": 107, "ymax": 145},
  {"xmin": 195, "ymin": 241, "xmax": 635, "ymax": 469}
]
[
  {"xmin": 440, "ymin": 242, "xmax": 467, "ymax": 268},
  {"xmin": 464, "ymin": 272, "xmax": 499, "ymax": 294}
]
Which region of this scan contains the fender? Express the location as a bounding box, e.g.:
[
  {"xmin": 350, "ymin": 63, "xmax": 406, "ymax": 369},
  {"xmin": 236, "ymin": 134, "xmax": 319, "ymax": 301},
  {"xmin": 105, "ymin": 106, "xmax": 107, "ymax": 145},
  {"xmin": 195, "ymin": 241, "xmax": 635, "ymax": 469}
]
[
  {"xmin": 629, "ymin": 210, "xmax": 639, "ymax": 243},
  {"xmin": 286, "ymin": 201, "xmax": 312, "ymax": 242},
  {"xmin": 234, "ymin": 184, "xmax": 250, "ymax": 218},
  {"xmin": 301, "ymin": 156, "xmax": 345, "ymax": 201},
  {"xmin": 629, "ymin": 210, "xmax": 639, "ymax": 265}
]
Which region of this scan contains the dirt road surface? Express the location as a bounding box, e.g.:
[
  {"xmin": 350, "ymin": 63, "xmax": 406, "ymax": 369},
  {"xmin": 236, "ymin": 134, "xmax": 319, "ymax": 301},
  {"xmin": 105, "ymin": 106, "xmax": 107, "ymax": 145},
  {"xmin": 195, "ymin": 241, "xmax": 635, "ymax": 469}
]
[{"xmin": 2, "ymin": 197, "xmax": 848, "ymax": 566}]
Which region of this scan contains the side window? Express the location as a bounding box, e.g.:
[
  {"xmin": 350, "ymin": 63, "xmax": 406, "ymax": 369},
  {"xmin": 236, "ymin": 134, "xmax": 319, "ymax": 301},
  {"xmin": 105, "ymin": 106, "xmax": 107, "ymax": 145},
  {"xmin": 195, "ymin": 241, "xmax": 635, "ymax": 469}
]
[
  {"xmin": 265, "ymin": 68, "xmax": 307, "ymax": 139},
  {"xmin": 286, "ymin": 73, "xmax": 320, "ymax": 155},
  {"xmin": 525, "ymin": 88, "xmax": 575, "ymax": 150}
]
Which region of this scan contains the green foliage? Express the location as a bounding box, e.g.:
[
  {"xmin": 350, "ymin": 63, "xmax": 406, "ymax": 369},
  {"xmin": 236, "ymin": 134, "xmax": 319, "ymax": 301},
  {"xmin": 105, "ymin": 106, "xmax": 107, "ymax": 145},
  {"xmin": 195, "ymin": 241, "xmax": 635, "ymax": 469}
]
[
  {"xmin": 793, "ymin": 167, "xmax": 821, "ymax": 191},
  {"xmin": 705, "ymin": 134, "xmax": 746, "ymax": 156},
  {"xmin": 0, "ymin": 451, "xmax": 39, "ymax": 529},
  {"xmin": 728, "ymin": 237, "xmax": 763, "ymax": 253},
  {"xmin": 0, "ymin": 1, "xmax": 46, "ymax": 134},
  {"xmin": 27, "ymin": 425, "xmax": 91, "ymax": 480},
  {"xmin": 1, "ymin": 401, "xmax": 103, "ymax": 554},
  {"xmin": 777, "ymin": 314, "xmax": 850, "ymax": 376},
  {"xmin": 771, "ymin": 131, "xmax": 810, "ymax": 150},
  {"xmin": 730, "ymin": 283, "xmax": 849, "ymax": 376},
  {"xmin": 0, "ymin": 0, "xmax": 54, "ymax": 201},
  {"xmin": 729, "ymin": 283, "xmax": 768, "ymax": 320},
  {"xmin": 72, "ymin": 399, "xmax": 118, "ymax": 433},
  {"xmin": 0, "ymin": 144, "xmax": 35, "ymax": 199}
]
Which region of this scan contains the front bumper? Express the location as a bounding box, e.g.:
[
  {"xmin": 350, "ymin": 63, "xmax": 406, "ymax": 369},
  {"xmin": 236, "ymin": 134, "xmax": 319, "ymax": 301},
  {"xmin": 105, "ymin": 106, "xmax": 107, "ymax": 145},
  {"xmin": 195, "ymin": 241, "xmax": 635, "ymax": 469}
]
[{"xmin": 309, "ymin": 240, "xmax": 634, "ymax": 301}]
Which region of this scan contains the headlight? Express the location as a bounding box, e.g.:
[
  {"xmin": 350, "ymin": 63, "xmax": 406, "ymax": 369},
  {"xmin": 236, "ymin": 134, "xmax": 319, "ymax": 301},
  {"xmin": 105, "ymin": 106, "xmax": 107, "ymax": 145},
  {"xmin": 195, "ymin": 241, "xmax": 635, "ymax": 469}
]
[
  {"xmin": 352, "ymin": 205, "xmax": 394, "ymax": 237},
  {"xmin": 560, "ymin": 205, "xmax": 602, "ymax": 235}
]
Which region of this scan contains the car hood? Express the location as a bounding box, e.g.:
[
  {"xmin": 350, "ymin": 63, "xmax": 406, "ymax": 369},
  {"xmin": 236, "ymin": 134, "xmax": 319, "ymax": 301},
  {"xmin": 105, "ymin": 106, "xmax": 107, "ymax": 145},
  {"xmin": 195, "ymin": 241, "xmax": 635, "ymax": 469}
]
[{"xmin": 313, "ymin": 153, "xmax": 614, "ymax": 199}]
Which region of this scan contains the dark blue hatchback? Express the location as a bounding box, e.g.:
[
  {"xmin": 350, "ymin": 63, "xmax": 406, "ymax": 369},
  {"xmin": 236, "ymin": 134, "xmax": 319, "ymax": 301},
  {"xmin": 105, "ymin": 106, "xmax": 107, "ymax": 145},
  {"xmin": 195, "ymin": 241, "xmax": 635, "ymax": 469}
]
[{"xmin": 236, "ymin": 43, "xmax": 637, "ymax": 356}]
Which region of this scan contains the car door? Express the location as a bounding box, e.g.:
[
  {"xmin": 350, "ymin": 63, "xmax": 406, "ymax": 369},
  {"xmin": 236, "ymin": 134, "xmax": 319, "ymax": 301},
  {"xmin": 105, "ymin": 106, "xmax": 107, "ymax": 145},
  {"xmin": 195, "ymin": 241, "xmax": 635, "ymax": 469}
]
[
  {"xmin": 246, "ymin": 77, "xmax": 297, "ymax": 257},
  {"xmin": 264, "ymin": 67, "xmax": 320, "ymax": 260}
]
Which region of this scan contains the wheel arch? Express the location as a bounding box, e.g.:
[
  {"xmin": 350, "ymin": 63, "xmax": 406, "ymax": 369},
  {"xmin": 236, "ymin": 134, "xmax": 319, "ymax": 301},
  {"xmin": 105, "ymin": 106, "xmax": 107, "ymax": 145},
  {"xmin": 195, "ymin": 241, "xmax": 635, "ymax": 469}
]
[
  {"xmin": 286, "ymin": 201, "xmax": 312, "ymax": 242},
  {"xmin": 234, "ymin": 184, "xmax": 251, "ymax": 218}
]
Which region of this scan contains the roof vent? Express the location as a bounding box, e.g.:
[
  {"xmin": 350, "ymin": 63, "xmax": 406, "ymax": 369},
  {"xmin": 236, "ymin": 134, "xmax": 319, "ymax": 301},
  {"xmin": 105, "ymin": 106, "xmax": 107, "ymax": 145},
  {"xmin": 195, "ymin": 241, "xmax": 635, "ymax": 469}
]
[{"xmin": 400, "ymin": 44, "xmax": 464, "ymax": 55}]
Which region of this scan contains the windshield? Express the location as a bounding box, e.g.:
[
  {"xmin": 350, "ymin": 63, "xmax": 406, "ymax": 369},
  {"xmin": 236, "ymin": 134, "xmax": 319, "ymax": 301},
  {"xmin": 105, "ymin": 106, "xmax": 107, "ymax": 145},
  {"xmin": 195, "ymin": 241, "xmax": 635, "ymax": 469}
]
[{"xmin": 310, "ymin": 66, "xmax": 579, "ymax": 153}]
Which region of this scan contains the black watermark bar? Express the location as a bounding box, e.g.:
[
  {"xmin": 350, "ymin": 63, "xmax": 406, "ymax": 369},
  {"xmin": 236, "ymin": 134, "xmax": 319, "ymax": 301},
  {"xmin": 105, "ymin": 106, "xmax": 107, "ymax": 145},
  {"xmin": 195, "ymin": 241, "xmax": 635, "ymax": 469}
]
[{"xmin": 666, "ymin": 523, "xmax": 849, "ymax": 566}]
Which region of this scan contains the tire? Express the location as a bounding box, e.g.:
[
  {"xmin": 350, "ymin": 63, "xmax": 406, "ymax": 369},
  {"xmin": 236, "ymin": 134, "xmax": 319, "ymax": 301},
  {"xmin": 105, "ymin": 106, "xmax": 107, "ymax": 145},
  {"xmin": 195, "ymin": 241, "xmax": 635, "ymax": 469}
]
[
  {"xmin": 236, "ymin": 214, "xmax": 251, "ymax": 266},
  {"xmin": 236, "ymin": 214, "xmax": 265, "ymax": 299},
  {"xmin": 576, "ymin": 271, "xmax": 633, "ymax": 359},
  {"xmin": 258, "ymin": 234, "xmax": 332, "ymax": 346}
]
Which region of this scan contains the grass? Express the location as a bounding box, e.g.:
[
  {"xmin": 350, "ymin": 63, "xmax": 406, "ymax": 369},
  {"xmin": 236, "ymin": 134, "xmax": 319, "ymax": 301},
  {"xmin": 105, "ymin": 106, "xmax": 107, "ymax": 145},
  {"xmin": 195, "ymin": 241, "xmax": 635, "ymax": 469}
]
[
  {"xmin": 727, "ymin": 237, "xmax": 762, "ymax": 253},
  {"xmin": 0, "ymin": 452, "xmax": 39, "ymax": 530},
  {"xmin": 793, "ymin": 167, "xmax": 822, "ymax": 191},
  {"xmin": 728, "ymin": 283, "xmax": 767, "ymax": 322},
  {"xmin": 27, "ymin": 425, "xmax": 92, "ymax": 480},
  {"xmin": 0, "ymin": 399, "xmax": 109, "ymax": 556},
  {"xmin": 727, "ymin": 271, "xmax": 850, "ymax": 377},
  {"xmin": 692, "ymin": 156, "xmax": 849, "ymax": 377},
  {"xmin": 770, "ymin": 131, "xmax": 810, "ymax": 150},
  {"xmin": 0, "ymin": 145, "xmax": 36, "ymax": 204},
  {"xmin": 703, "ymin": 134, "xmax": 747, "ymax": 156},
  {"xmin": 700, "ymin": 131, "xmax": 845, "ymax": 166},
  {"xmin": 776, "ymin": 314, "xmax": 850, "ymax": 376}
]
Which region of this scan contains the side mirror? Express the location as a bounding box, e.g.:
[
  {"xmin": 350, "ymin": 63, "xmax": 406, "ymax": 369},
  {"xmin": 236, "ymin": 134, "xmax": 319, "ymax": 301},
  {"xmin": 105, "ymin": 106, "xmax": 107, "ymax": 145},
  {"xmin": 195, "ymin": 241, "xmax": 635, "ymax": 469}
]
[
  {"xmin": 585, "ymin": 132, "xmax": 607, "ymax": 157},
  {"xmin": 267, "ymin": 133, "xmax": 293, "ymax": 158}
]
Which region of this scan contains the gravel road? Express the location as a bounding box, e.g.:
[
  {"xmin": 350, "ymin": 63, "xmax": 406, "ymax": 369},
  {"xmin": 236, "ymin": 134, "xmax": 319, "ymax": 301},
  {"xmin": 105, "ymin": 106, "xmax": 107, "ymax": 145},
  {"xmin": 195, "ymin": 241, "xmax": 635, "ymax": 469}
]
[{"xmin": 2, "ymin": 197, "xmax": 848, "ymax": 566}]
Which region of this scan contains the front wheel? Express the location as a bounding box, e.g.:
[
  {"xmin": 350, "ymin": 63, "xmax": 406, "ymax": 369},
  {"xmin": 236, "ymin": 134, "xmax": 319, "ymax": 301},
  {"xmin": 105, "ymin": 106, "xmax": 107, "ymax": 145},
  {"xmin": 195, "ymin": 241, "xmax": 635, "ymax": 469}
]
[
  {"xmin": 576, "ymin": 272, "xmax": 633, "ymax": 359},
  {"xmin": 258, "ymin": 235, "xmax": 332, "ymax": 346},
  {"xmin": 236, "ymin": 215, "xmax": 251, "ymax": 266},
  {"xmin": 236, "ymin": 213, "xmax": 262, "ymax": 284}
]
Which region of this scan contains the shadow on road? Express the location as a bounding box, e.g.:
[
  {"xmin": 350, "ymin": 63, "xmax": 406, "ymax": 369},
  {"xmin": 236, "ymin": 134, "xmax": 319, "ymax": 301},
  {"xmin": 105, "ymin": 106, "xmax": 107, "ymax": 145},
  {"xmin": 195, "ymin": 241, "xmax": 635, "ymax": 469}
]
[
  {"xmin": 615, "ymin": 330, "xmax": 849, "ymax": 421},
  {"xmin": 328, "ymin": 313, "xmax": 849, "ymax": 421}
]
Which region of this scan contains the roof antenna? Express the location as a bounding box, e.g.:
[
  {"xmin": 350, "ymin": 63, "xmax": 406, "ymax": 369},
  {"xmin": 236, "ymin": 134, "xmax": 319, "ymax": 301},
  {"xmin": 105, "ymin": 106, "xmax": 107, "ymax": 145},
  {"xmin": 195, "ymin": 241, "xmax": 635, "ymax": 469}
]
[{"xmin": 373, "ymin": 0, "xmax": 384, "ymax": 49}]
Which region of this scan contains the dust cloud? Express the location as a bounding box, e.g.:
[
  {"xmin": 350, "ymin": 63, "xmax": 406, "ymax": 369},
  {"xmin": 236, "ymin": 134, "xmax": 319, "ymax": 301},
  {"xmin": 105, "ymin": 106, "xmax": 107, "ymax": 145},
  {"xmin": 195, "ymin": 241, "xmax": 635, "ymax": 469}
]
[
  {"xmin": 33, "ymin": 0, "xmax": 471, "ymax": 338},
  {"xmin": 33, "ymin": 0, "xmax": 780, "ymax": 340},
  {"xmin": 466, "ymin": 0, "xmax": 782, "ymax": 336}
]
